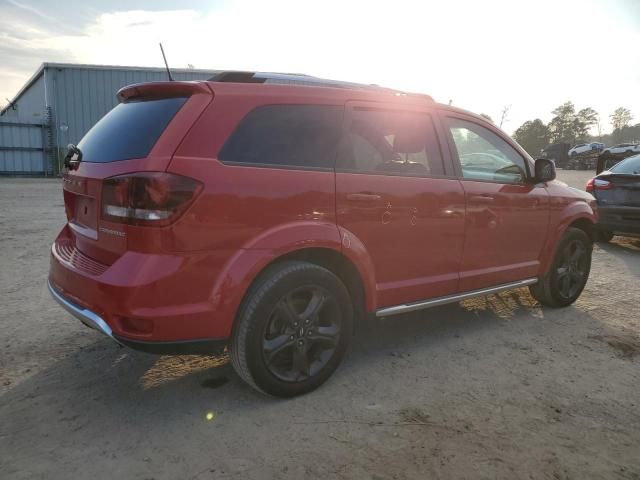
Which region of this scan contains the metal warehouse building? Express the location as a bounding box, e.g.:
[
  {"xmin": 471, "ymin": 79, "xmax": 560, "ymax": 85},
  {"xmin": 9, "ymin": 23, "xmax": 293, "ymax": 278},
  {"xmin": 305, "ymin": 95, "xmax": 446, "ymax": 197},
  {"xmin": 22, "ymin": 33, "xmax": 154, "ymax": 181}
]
[{"xmin": 0, "ymin": 63, "xmax": 218, "ymax": 175}]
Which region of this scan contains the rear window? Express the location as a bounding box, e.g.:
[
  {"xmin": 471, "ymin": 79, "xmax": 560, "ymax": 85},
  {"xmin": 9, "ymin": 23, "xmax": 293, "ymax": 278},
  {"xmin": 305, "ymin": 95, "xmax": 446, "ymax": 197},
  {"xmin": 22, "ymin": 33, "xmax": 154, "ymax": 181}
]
[
  {"xmin": 77, "ymin": 97, "xmax": 187, "ymax": 162},
  {"xmin": 218, "ymin": 105, "xmax": 343, "ymax": 169},
  {"xmin": 610, "ymin": 155, "xmax": 640, "ymax": 174}
]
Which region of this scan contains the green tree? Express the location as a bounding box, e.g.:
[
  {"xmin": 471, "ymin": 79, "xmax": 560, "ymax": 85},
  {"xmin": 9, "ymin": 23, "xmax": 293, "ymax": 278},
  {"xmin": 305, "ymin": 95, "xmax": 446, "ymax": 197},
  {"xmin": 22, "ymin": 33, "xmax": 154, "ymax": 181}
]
[
  {"xmin": 576, "ymin": 107, "xmax": 599, "ymax": 140},
  {"xmin": 610, "ymin": 107, "xmax": 633, "ymax": 131},
  {"xmin": 610, "ymin": 107, "xmax": 634, "ymax": 142},
  {"xmin": 547, "ymin": 102, "xmax": 598, "ymax": 144},
  {"xmin": 548, "ymin": 102, "xmax": 577, "ymax": 143},
  {"xmin": 513, "ymin": 119, "xmax": 551, "ymax": 156}
]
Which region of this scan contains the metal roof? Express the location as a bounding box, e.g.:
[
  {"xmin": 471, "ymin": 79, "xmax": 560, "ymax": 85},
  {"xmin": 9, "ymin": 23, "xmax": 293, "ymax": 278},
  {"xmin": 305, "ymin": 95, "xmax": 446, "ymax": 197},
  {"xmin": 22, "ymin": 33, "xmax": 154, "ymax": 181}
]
[
  {"xmin": 4, "ymin": 64, "xmax": 435, "ymax": 115},
  {"xmin": 2, "ymin": 62, "xmax": 219, "ymax": 115}
]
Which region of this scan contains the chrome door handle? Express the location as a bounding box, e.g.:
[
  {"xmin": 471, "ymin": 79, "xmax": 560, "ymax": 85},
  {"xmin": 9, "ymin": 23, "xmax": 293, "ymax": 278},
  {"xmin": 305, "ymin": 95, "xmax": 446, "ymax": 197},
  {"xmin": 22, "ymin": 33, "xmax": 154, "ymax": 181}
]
[
  {"xmin": 469, "ymin": 195, "xmax": 494, "ymax": 203},
  {"xmin": 346, "ymin": 193, "xmax": 382, "ymax": 202}
]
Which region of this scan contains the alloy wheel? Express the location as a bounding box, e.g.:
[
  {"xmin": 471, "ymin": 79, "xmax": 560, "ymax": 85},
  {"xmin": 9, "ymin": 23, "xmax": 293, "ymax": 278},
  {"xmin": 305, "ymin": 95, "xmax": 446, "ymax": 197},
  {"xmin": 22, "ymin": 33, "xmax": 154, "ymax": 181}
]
[
  {"xmin": 555, "ymin": 239, "xmax": 588, "ymax": 299},
  {"xmin": 262, "ymin": 286, "xmax": 341, "ymax": 382}
]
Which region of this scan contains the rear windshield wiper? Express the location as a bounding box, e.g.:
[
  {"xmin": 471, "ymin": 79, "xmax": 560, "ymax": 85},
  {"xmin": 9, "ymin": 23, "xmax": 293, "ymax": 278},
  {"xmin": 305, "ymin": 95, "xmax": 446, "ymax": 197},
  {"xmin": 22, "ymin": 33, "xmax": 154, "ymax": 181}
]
[{"xmin": 63, "ymin": 144, "xmax": 83, "ymax": 170}]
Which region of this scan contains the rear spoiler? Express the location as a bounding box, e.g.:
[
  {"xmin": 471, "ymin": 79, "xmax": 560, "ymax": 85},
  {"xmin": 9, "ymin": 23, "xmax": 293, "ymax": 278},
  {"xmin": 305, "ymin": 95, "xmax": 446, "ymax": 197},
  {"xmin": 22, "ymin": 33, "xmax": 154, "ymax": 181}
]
[{"xmin": 116, "ymin": 81, "xmax": 212, "ymax": 102}]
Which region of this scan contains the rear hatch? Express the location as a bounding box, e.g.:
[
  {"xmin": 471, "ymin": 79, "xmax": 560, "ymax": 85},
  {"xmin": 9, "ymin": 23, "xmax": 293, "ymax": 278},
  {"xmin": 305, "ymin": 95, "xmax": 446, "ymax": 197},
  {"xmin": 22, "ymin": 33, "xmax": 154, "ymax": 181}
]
[
  {"xmin": 61, "ymin": 81, "xmax": 212, "ymax": 265},
  {"xmin": 594, "ymin": 173, "xmax": 640, "ymax": 207}
]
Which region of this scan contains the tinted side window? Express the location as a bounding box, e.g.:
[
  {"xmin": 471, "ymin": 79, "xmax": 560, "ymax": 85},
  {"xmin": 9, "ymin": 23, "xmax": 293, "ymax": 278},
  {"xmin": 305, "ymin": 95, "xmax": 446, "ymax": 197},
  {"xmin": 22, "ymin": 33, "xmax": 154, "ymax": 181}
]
[
  {"xmin": 337, "ymin": 109, "xmax": 444, "ymax": 176},
  {"xmin": 78, "ymin": 97, "xmax": 187, "ymax": 163},
  {"xmin": 218, "ymin": 105, "xmax": 343, "ymax": 169},
  {"xmin": 447, "ymin": 118, "xmax": 527, "ymax": 184}
]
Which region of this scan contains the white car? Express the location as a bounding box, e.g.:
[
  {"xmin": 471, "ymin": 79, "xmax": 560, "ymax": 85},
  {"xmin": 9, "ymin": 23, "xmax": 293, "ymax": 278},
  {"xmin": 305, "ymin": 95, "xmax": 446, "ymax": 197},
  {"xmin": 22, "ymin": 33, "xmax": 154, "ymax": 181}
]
[
  {"xmin": 568, "ymin": 142, "xmax": 605, "ymax": 156},
  {"xmin": 602, "ymin": 143, "xmax": 640, "ymax": 155}
]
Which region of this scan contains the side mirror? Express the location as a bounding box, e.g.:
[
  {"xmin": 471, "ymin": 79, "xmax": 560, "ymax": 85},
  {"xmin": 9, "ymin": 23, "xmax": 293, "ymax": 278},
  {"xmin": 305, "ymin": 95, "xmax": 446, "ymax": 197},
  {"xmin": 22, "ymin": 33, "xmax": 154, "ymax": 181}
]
[{"xmin": 533, "ymin": 158, "xmax": 556, "ymax": 182}]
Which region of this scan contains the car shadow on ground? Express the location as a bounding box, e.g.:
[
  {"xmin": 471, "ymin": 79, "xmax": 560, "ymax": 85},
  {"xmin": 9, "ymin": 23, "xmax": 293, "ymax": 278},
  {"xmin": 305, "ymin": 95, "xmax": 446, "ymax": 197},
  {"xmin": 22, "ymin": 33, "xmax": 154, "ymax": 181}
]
[
  {"xmin": 596, "ymin": 236, "xmax": 640, "ymax": 277},
  {"xmin": 602, "ymin": 236, "xmax": 640, "ymax": 253},
  {"xmin": 2, "ymin": 287, "xmax": 630, "ymax": 440},
  {"xmin": 5, "ymin": 284, "xmax": 638, "ymax": 480},
  {"xmin": 0, "ymin": 288, "xmax": 574, "ymax": 406}
]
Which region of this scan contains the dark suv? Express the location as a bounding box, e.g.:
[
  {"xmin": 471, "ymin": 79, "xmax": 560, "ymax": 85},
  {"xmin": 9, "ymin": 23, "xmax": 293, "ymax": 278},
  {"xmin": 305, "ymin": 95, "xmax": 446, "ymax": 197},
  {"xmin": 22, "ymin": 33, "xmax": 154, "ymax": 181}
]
[{"xmin": 49, "ymin": 72, "xmax": 598, "ymax": 396}]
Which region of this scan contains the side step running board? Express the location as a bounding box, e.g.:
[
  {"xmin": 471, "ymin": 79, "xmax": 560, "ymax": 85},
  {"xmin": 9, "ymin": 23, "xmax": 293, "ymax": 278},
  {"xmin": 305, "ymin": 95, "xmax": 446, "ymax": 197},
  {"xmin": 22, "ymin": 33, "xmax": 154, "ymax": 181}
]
[{"xmin": 376, "ymin": 278, "xmax": 538, "ymax": 317}]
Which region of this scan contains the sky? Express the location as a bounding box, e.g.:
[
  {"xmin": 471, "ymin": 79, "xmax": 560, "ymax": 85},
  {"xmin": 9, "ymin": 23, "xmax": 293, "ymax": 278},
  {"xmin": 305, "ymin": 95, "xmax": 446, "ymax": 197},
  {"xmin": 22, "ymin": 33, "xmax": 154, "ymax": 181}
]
[{"xmin": 1, "ymin": 0, "xmax": 639, "ymax": 134}]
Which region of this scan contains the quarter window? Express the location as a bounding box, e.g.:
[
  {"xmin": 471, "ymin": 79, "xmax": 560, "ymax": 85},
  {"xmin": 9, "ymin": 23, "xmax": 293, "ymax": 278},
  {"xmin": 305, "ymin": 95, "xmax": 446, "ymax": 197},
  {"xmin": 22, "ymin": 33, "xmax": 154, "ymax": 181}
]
[
  {"xmin": 218, "ymin": 105, "xmax": 343, "ymax": 169},
  {"xmin": 337, "ymin": 109, "xmax": 444, "ymax": 176},
  {"xmin": 447, "ymin": 118, "xmax": 528, "ymax": 183}
]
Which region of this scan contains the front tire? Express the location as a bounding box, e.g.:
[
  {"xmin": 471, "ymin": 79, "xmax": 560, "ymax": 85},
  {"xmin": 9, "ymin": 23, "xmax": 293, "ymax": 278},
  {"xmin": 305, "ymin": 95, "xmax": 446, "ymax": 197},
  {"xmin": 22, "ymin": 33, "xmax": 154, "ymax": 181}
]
[
  {"xmin": 230, "ymin": 261, "xmax": 353, "ymax": 397},
  {"xmin": 529, "ymin": 227, "xmax": 592, "ymax": 307}
]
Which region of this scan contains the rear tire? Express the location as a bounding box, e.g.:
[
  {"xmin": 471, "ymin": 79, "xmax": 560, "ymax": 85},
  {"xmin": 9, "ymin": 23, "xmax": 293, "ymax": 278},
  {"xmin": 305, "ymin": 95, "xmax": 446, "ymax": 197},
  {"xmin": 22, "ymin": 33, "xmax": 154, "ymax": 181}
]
[
  {"xmin": 529, "ymin": 227, "xmax": 592, "ymax": 307},
  {"xmin": 230, "ymin": 261, "xmax": 353, "ymax": 397}
]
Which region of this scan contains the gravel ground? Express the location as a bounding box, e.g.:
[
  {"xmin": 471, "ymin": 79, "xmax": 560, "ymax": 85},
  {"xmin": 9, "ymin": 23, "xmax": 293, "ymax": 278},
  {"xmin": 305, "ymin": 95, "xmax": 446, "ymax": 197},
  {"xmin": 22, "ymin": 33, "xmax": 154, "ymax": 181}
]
[{"xmin": 1, "ymin": 171, "xmax": 639, "ymax": 480}]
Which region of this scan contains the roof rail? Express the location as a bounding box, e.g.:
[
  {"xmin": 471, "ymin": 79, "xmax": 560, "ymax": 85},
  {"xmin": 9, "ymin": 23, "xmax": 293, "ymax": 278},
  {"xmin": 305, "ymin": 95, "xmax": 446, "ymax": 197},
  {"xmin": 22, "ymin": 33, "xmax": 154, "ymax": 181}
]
[{"xmin": 208, "ymin": 71, "xmax": 434, "ymax": 101}]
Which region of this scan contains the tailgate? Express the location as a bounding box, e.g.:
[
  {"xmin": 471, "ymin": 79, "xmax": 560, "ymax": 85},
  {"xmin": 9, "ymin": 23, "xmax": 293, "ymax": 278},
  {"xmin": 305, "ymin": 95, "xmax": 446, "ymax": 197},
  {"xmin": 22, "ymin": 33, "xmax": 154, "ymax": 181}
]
[
  {"xmin": 595, "ymin": 174, "xmax": 640, "ymax": 207},
  {"xmin": 61, "ymin": 82, "xmax": 213, "ymax": 265}
]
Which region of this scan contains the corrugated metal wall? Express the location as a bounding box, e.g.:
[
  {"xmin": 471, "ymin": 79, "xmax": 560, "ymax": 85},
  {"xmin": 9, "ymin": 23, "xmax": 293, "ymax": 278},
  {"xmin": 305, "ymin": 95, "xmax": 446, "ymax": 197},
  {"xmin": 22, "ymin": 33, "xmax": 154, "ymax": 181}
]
[
  {"xmin": 0, "ymin": 118, "xmax": 48, "ymax": 173},
  {"xmin": 47, "ymin": 66, "xmax": 217, "ymax": 155},
  {"xmin": 2, "ymin": 74, "xmax": 47, "ymax": 121},
  {"xmin": 1, "ymin": 64, "xmax": 217, "ymax": 174}
]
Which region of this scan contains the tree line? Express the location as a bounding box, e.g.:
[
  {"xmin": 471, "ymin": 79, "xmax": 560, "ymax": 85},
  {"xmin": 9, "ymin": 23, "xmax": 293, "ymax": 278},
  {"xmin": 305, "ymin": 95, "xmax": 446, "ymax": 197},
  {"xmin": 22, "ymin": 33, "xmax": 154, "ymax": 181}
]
[{"xmin": 510, "ymin": 102, "xmax": 637, "ymax": 157}]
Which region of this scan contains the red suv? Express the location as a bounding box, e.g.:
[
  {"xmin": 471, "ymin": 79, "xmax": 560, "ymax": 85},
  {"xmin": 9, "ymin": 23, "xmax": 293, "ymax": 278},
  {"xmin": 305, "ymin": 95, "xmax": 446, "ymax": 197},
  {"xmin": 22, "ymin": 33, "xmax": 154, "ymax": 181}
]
[{"xmin": 49, "ymin": 72, "xmax": 597, "ymax": 396}]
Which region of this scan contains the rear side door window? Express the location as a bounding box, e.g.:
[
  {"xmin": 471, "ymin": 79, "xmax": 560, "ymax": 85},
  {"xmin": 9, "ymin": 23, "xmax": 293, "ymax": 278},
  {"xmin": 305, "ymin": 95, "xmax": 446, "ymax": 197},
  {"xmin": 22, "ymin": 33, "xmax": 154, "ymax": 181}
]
[
  {"xmin": 337, "ymin": 108, "xmax": 445, "ymax": 177},
  {"xmin": 218, "ymin": 105, "xmax": 343, "ymax": 170},
  {"xmin": 446, "ymin": 118, "xmax": 528, "ymax": 184}
]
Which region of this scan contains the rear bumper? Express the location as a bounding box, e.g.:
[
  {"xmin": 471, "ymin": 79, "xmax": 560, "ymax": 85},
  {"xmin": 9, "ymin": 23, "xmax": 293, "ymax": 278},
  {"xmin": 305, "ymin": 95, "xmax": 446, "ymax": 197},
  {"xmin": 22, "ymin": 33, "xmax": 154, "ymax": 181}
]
[
  {"xmin": 48, "ymin": 280, "xmax": 228, "ymax": 354},
  {"xmin": 114, "ymin": 336, "xmax": 227, "ymax": 354},
  {"xmin": 48, "ymin": 225, "xmax": 234, "ymax": 349},
  {"xmin": 48, "ymin": 280, "xmax": 121, "ymax": 345},
  {"xmin": 597, "ymin": 206, "xmax": 640, "ymax": 234}
]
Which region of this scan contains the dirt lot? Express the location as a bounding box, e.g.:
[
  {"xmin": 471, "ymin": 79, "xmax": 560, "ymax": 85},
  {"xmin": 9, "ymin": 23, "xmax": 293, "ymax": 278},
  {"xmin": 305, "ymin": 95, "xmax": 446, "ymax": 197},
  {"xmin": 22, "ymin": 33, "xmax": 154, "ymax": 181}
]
[{"xmin": 1, "ymin": 171, "xmax": 639, "ymax": 479}]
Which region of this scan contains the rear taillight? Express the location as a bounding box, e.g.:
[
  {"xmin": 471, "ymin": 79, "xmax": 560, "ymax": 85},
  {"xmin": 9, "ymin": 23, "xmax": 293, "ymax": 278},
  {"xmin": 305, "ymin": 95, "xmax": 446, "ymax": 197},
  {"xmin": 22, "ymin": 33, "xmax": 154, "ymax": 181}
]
[
  {"xmin": 586, "ymin": 178, "xmax": 611, "ymax": 193},
  {"xmin": 101, "ymin": 172, "xmax": 202, "ymax": 226}
]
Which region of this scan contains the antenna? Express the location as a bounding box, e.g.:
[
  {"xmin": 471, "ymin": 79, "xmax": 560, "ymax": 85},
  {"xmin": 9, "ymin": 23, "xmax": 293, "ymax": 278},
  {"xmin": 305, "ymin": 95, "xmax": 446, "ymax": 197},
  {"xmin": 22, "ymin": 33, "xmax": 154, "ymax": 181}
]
[{"xmin": 159, "ymin": 43, "xmax": 174, "ymax": 81}]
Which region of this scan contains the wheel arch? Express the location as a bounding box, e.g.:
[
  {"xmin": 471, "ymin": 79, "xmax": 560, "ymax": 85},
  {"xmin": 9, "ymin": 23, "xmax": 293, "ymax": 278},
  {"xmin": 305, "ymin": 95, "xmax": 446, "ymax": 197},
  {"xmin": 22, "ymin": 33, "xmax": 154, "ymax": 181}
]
[
  {"xmin": 568, "ymin": 217, "xmax": 595, "ymax": 242},
  {"xmin": 267, "ymin": 247, "xmax": 371, "ymax": 320},
  {"xmin": 539, "ymin": 204, "xmax": 596, "ymax": 275},
  {"xmin": 210, "ymin": 243, "xmax": 376, "ymax": 339}
]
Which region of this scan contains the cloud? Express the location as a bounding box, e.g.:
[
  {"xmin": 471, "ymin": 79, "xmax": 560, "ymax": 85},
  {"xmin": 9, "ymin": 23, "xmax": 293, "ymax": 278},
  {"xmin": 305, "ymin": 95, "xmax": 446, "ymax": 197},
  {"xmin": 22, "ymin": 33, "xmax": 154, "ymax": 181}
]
[
  {"xmin": 6, "ymin": 0, "xmax": 56, "ymax": 21},
  {"xmin": 1, "ymin": 0, "xmax": 639, "ymax": 131}
]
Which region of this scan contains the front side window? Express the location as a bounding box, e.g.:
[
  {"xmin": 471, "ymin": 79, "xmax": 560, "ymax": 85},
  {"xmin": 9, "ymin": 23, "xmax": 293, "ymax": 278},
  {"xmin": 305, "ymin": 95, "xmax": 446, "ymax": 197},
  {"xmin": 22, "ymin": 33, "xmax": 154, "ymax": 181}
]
[
  {"xmin": 447, "ymin": 118, "xmax": 528, "ymax": 184},
  {"xmin": 218, "ymin": 105, "xmax": 343, "ymax": 169},
  {"xmin": 337, "ymin": 108, "xmax": 444, "ymax": 176}
]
